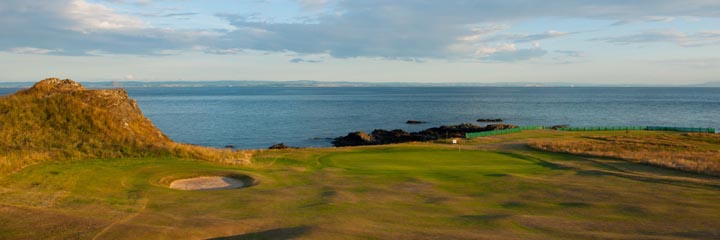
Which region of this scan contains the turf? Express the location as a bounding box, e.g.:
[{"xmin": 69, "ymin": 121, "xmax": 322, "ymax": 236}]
[{"xmin": 1, "ymin": 131, "xmax": 720, "ymax": 239}]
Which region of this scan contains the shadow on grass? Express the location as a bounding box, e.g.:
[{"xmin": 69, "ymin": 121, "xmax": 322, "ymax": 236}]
[
  {"xmin": 208, "ymin": 226, "xmax": 311, "ymax": 240},
  {"xmin": 575, "ymin": 170, "xmax": 611, "ymax": 176},
  {"xmin": 498, "ymin": 152, "xmax": 571, "ymax": 170},
  {"xmin": 459, "ymin": 214, "xmax": 511, "ymax": 222},
  {"xmin": 484, "ymin": 173, "xmax": 508, "ymax": 177},
  {"xmin": 559, "ymin": 202, "xmax": 592, "ymax": 208},
  {"xmin": 500, "ymin": 201, "xmax": 526, "ymax": 209}
]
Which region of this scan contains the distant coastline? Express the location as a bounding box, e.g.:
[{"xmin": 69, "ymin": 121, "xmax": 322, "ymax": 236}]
[{"xmin": 1, "ymin": 80, "xmax": 719, "ymax": 89}]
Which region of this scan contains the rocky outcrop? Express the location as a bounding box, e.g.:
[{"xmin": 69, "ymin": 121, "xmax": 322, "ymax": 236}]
[
  {"xmin": 332, "ymin": 132, "xmax": 375, "ymax": 147},
  {"xmin": 418, "ymin": 123, "xmax": 516, "ymax": 139},
  {"xmin": 269, "ymin": 143, "xmax": 291, "ymax": 149},
  {"xmin": 371, "ymin": 129, "xmax": 422, "ymax": 144},
  {"xmin": 18, "ymin": 78, "xmax": 85, "ymax": 96},
  {"xmin": 477, "ymin": 118, "xmax": 503, "ymax": 122},
  {"xmin": 0, "ymin": 78, "xmax": 252, "ymax": 174},
  {"xmin": 1, "ymin": 78, "xmax": 171, "ymax": 156},
  {"xmin": 333, "ymin": 123, "xmax": 517, "ymax": 147}
]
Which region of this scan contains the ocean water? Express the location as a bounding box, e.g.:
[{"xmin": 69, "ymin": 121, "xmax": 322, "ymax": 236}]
[{"xmin": 2, "ymin": 87, "xmax": 719, "ymax": 149}]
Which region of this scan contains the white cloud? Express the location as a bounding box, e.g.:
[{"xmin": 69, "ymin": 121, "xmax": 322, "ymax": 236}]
[
  {"xmin": 555, "ymin": 50, "xmax": 585, "ymax": 58},
  {"xmin": 601, "ymin": 29, "xmax": 720, "ymax": 47},
  {"xmin": 104, "ymin": 0, "xmax": 154, "ymax": 5},
  {"xmin": 297, "ymin": 0, "xmax": 332, "ymax": 11},
  {"xmin": 484, "ymin": 48, "xmax": 547, "ymax": 62},
  {"xmin": 64, "ymin": 0, "xmax": 146, "ymax": 32},
  {"xmin": 475, "ymin": 43, "xmax": 517, "ymax": 56},
  {"xmin": 204, "ymin": 48, "xmax": 244, "ymax": 55},
  {"xmin": 470, "ymin": 42, "xmax": 547, "ymax": 62},
  {"xmin": 289, "ymin": 57, "xmax": 323, "ymax": 63},
  {"xmin": 457, "ymin": 24, "xmax": 511, "ymax": 42},
  {"xmin": 6, "ymin": 47, "xmax": 62, "ymax": 54},
  {"xmin": 612, "ymin": 16, "xmax": 677, "ymax": 26},
  {"xmin": 2, "ymin": 0, "xmax": 720, "ymax": 60}
]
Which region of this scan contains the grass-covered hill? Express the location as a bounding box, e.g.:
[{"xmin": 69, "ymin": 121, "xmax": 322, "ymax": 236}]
[{"xmin": 0, "ymin": 78, "xmax": 251, "ymax": 174}]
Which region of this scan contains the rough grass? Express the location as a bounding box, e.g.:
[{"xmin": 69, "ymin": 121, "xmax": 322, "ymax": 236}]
[
  {"xmin": 2, "ymin": 135, "xmax": 720, "ymax": 239},
  {"xmin": 0, "ymin": 84, "xmax": 253, "ymax": 174},
  {"xmin": 528, "ymin": 132, "xmax": 720, "ymax": 176}
]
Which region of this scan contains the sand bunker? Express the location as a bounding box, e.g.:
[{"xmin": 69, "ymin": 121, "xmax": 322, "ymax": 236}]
[{"xmin": 169, "ymin": 176, "xmax": 245, "ymax": 190}]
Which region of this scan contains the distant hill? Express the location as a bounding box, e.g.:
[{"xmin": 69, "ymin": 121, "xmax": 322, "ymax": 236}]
[
  {"xmin": 0, "ymin": 78, "xmax": 251, "ymax": 174},
  {"xmin": 693, "ymin": 81, "xmax": 720, "ymax": 87},
  {"xmin": 4, "ymin": 80, "xmax": 719, "ymax": 89}
]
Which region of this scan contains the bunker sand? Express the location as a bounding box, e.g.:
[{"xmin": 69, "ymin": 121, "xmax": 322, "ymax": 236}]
[{"xmin": 169, "ymin": 176, "xmax": 245, "ymax": 190}]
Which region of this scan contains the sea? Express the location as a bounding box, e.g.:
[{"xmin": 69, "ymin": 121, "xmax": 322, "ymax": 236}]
[{"xmin": 2, "ymin": 87, "xmax": 719, "ymax": 149}]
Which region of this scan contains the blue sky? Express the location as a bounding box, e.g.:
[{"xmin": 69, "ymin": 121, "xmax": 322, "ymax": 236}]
[{"xmin": 0, "ymin": 0, "xmax": 719, "ymax": 83}]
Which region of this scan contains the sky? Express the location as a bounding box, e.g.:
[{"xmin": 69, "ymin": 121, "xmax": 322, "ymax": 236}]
[{"xmin": 0, "ymin": 0, "xmax": 719, "ymax": 84}]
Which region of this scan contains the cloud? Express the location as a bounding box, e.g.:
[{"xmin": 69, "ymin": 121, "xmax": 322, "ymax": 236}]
[
  {"xmin": 476, "ymin": 43, "xmax": 548, "ymax": 62},
  {"xmin": 554, "ymin": 50, "xmax": 585, "ymax": 58},
  {"xmin": 474, "ymin": 43, "xmax": 518, "ymax": 56},
  {"xmin": 0, "ymin": 0, "xmax": 220, "ymax": 55},
  {"xmin": 216, "ymin": 0, "xmax": 720, "ymax": 60},
  {"xmin": 64, "ymin": 0, "xmax": 146, "ymax": 32},
  {"xmin": 102, "ymin": 0, "xmax": 154, "ymax": 6},
  {"xmin": 612, "ymin": 16, "xmax": 677, "ymax": 26},
  {"xmin": 654, "ymin": 58, "xmax": 720, "ymax": 69},
  {"xmin": 601, "ymin": 30, "xmax": 720, "ymax": 47},
  {"xmin": 204, "ymin": 48, "xmax": 244, "ymax": 55},
  {"xmin": 480, "ymin": 30, "xmax": 571, "ymax": 43},
  {"xmin": 2, "ymin": 0, "xmax": 720, "ymax": 60},
  {"xmin": 5, "ymin": 47, "xmax": 62, "ymax": 54},
  {"xmin": 485, "ymin": 48, "xmax": 547, "ymax": 62},
  {"xmin": 289, "ymin": 58, "xmax": 323, "ymax": 63},
  {"xmin": 159, "ymin": 12, "xmax": 198, "ymax": 18},
  {"xmin": 296, "ymin": 0, "xmax": 332, "ymax": 11}
]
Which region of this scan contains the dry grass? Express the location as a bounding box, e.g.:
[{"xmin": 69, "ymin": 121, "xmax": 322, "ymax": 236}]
[
  {"xmin": 529, "ymin": 133, "xmax": 720, "ymax": 176},
  {"xmin": 165, "ymin": 143, "xmax": 256, "ymax": 165},
  {"xmin": 0, "ymin": 82, "xmax": 253, "ymax": 174}
]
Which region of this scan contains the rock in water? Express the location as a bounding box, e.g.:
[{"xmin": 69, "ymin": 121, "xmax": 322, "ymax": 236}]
[
  {"xmin": 485, "ymin": 124, "xmax": 516, "ymax": 131},
  {"xmin": 371, "ymin": 129, "xmax": 422, "ymax": 144},
  {"xmin": 332, "ymin": 131, "xmax": 375, "ymax": 147},
  {"xmin": 332, "ymin": 123, "xmax": 518, "ymax": 147},
  {"xmin": 269, "ymin": 143, "xmax": 290, "ymax": 149},
  {"xmin": 406, "ymin": 120, "xmax": 426, "ymax": 124},
  {"xmin": 477, "ymin": 118, "xmax": 503, "ymax": 122}
]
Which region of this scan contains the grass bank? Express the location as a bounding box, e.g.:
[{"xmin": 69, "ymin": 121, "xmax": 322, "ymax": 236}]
[
  {"xmin": 529, "ymin": 132, "xmax": 720, "ymax": 176},
  {"xmin": 1, "ymin": 130, "xmax": 719, "ymax": 239}
]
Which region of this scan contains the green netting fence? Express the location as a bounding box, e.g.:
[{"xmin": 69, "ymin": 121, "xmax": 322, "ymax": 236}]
[
  {"xmin": 518, "ymin": 126, "xmax": 545, "ymax": 130},
  {"xmin": 465, "ymin": 128, "xmax": 522, "ymax": 139},
  {"xmin": 557, "ymin": 126, "xmax": 646, "ymax": 131},
  {"xmin": 466, "ymin": 125, "xmax": 716, "ymax": 139},
  {"xmin": 645, "ymin": 126, "xmax": 716, "ymax": 133},
  {"xmin": 557, "ymin": 126, "xmax": 716, "ymax": 133}
]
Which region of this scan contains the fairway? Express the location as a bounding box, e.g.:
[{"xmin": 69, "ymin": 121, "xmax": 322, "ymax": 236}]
[
  {"xmin": 1, "ymin": 136, "xmax": 720, "ymax": 239},
  {"xmin": 322, "ymin": 148, "xmax": 546, "ymax": 173}
]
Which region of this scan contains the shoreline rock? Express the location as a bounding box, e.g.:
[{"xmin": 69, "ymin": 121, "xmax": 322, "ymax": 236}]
[
  {"xmin": 550, "ymin": 125, "xmax": 569, "ymax": 130},
  {"xmin": 332, "ymin": 123, "xmax": 517, "ymax": 147},
  {"xmin": 477, "ymin": 118, "xmax": 503, "ymax": 122},
  {"xmin": 269, "ymin": 143, "xmax": 293, "ymax": 149},
  {"xmin": 406, "ymin": 120, "xmax": 426, "ymax": 124}
]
